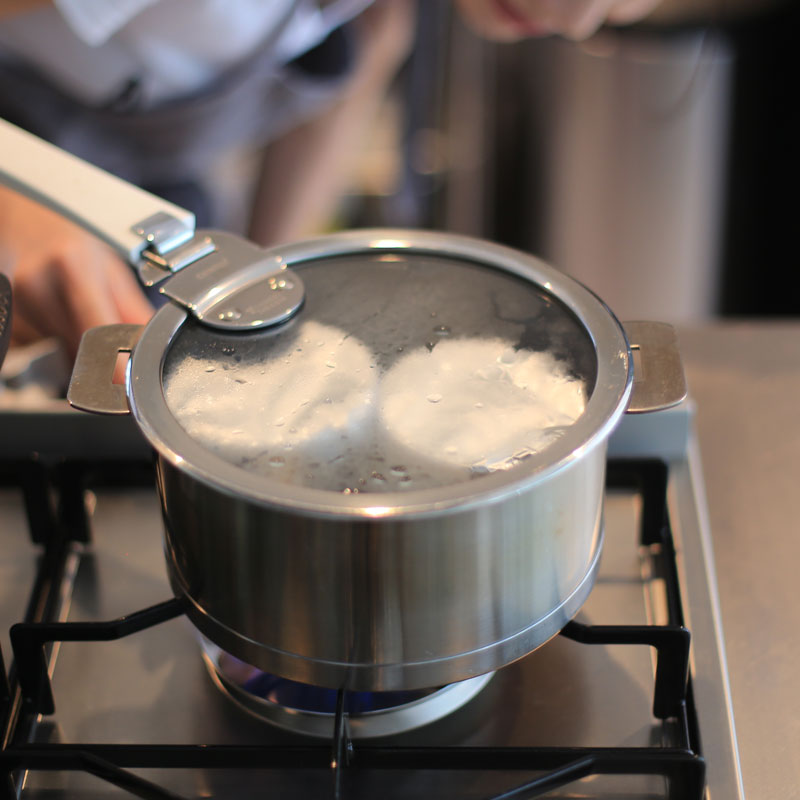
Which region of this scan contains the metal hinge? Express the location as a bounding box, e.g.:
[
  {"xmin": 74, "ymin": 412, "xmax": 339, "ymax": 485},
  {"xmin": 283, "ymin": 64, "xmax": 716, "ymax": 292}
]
[{"xmin": 131, "ymin": 212, "xmax": 216, "ymax": 286}]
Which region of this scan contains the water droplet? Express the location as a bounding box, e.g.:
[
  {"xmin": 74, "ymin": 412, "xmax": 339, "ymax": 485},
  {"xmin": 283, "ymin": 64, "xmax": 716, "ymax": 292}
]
[
  {"xmin": 269, "ymin": 277, "xmax": 294, "ymax": 291},
  {"xmin": 433, "ymin": 325, "xmax": 451, "ymax": 336},
  {"xmin": 274, "ymin": 417, "xmax": 285, "ymax": 427},
  {"xmin": 430, "ymin": 311, "xmax": 438, "ymax": 318},
  {"xmin": 268, "ymin": 456, "xmax": 285, "ymax": 467},
  {"xmin": 371, "ymin": 472, "xmax": 387, "ymax": 484},
  {"xmin": 342, "ymin": 487, "xmax": 359, "ymax": 495},
  {"xmin": 398, "ymin": 476, "xmax": 413, "ymax": 487},
  {"xmin": 326, "ymin": 361, "xmax": 336, "ymax": 369},
  {"xmin": 445, "ymin": 445, "xmax": 458, "ymax": 455},
  {"xmin": 296, "ymin": 347, "xmax": 303, "ymax": 352},
  {"xmin": 218, "ymin": 309, "xmax": 242, "ymax": 321},
  {"xmin": 500, "ymin": 347, "xmax": 517, "ymax": 364},
  {"xmin": 425, "ymin": 341, "xmax": 436, "ymax": 352},
  {"xmin": 221, "ymin": 346, "xmax": 235, "ymax": 355},
  {"xmin": 427, "ymin": 393, "xmax": 443, "ymax": 403},
  {"xmin": 475, "ymin": 402, "xmax": 484, "ymax": 409},
  {"xmin": 390, "ymin": 465, "xmax": 407, "ymax": 476},
  {"xmin": 205, "ymin": 366, "xmax": 216, "ymax": 373}
]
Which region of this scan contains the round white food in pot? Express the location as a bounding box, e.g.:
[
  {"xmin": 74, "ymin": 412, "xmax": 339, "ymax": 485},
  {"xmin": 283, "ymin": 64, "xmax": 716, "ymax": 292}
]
[
  {"xmin": 163, "ymin": 320, "xmax": 378, "ymax": 473},
  {"xmin": 379, "ymin": 337, "xmax": 587, "ymax": 474}
]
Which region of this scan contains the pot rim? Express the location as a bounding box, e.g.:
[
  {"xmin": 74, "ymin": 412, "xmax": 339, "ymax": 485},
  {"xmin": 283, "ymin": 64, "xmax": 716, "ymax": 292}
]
[{"xmin": 128, "ymin": 229, "xmax": 632, "ymax": 519}]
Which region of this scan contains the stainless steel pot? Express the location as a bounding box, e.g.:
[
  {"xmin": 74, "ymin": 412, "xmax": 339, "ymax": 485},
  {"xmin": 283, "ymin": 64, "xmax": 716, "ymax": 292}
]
[{"xmin": 0, "ymin": 119, "xmax": 686, "ymax": 692}]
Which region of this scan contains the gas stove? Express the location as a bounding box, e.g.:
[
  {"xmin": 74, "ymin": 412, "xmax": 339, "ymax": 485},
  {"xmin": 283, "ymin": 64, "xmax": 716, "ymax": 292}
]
[{"xmin": 0, "ymin": 401, "xmax": 742, "ymax": 799}]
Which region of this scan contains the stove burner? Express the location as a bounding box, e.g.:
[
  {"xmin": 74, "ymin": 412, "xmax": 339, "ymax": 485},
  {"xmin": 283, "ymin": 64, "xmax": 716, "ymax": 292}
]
[{"xmin": 201, "ymin": 639, "xmax": 494, "ymax": 739}]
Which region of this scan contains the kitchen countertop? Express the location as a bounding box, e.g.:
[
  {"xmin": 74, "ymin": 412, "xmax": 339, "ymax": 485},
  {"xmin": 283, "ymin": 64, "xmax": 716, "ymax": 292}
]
[{"xmin": 678, "ymin": 320, "xmax": 800, "ymax": 800}]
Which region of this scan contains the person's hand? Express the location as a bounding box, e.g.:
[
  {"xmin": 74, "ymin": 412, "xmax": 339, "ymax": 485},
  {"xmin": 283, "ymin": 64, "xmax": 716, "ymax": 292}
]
[
  {"xmin": 0, "ymin": 185, "xmax": 153, "ymax": 358},
  {"xmin": 454, "ymin": 0, "xmax": 667, "ymax": 41}
]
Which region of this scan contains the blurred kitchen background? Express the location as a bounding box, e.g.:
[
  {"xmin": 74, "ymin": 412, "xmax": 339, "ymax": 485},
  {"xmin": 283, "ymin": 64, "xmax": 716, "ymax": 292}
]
[{"xmin": 340, "ymin": 1, "xmax": 797, "ymax": 322}]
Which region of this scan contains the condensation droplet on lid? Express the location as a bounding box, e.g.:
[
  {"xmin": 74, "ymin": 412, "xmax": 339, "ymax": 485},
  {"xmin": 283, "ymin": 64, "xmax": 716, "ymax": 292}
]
[
  {"xmin": 500, "ymin": 347, "xmax": 517, "ymax": 364},
  {"xmin": 205, "ymin": 366, "xmax": 216, "ymax": 373},
  {"xmin": 433, "ymin": 325, "xmax": 451, "ymax": 336},
  {"xmin": 427, "ymin": 393, "xmax": 443, "ymax": 403},
  {"xmin": 274, "ymin": 417, "xmax": 285, "ymax": 427},
  {"xmin": 268, "ymin": 456, "xmax": 285, "ymax": 467},
  {"xmin": 268, "ymin": 277, "xmax": 294, "ymax": 291},
  {"xmin": 218, "ymin": 309, "xmax": 243, "ymax": 321},
  {"xmin": 390, "ymin": 465, "xmax": 407, "ymax": 476}
]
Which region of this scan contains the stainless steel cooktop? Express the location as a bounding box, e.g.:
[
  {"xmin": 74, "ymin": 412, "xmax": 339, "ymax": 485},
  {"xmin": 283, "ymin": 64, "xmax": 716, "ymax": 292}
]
[{"xmin": 0, "ymin": 402, "xmax": 742, "ymax": 798}]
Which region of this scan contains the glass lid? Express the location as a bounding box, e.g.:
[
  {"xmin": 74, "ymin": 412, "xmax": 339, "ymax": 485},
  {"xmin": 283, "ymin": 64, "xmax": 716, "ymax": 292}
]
[{"xmin": 160, "ymin": 250, "xmax": 598, "ymax": 495}]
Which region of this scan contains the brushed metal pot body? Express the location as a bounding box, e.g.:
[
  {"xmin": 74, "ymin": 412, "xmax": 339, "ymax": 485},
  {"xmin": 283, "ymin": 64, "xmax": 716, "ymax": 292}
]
[
  {"xmin": 155, "ymin": 440, "xmax": 606, "ymax": 691},
  {"xmin": 118, "ymin": 231, "xmax": 640, "ymax": 692}
]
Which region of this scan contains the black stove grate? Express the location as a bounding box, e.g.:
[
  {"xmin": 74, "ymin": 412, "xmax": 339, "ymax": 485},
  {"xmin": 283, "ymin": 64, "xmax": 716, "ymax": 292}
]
[{"xmin": 0, "ymin": 458, "xmax": 705, "ymax": 800}]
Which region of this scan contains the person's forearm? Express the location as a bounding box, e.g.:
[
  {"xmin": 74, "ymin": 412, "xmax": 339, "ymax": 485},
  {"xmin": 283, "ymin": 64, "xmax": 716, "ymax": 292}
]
[{"xmin": 248, "ymin": 0, "xmax": 414, "ymax": 247}]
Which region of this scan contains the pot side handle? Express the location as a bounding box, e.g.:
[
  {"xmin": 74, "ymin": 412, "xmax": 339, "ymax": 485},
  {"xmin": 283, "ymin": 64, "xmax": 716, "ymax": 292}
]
[
  {"xmin": 623, "ymin": 321, "xmax": 687, "ymax": 414},
  {"xmin": 67, "ymin": 324, "xmax": 143, "ymax": 415},
  {"xmin": 0, "ymin": 118, "xmax": 194, "ymax": 264}
]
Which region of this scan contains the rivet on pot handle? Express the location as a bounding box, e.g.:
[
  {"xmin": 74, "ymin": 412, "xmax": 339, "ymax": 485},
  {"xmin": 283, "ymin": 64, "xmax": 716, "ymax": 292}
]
[
  {"xmin": 67, "ymin": 324, "xmax": 143, "ymax": 415},
  {"xmin": 623, "ymin": 321, "xmax": 687, "ymax": 414}
]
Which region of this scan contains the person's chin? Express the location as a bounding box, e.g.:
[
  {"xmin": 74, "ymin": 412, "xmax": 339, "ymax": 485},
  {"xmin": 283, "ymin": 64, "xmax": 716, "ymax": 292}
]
[{"xmin": 488, "ymin": 0, "xmax": 552, "ymax": 39}]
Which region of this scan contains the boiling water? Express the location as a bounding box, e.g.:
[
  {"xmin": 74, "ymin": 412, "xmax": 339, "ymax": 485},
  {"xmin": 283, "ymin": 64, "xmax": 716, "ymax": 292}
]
[{"xmin": 163, "ymin": 319, "xmax": 587, "ymax": 493}]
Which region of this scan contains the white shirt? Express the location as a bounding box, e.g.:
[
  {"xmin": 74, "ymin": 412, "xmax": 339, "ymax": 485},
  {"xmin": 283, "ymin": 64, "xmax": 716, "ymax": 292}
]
[{"xmin": 0, "ymin": 0, "xmax": 373, "ymax": 107}]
